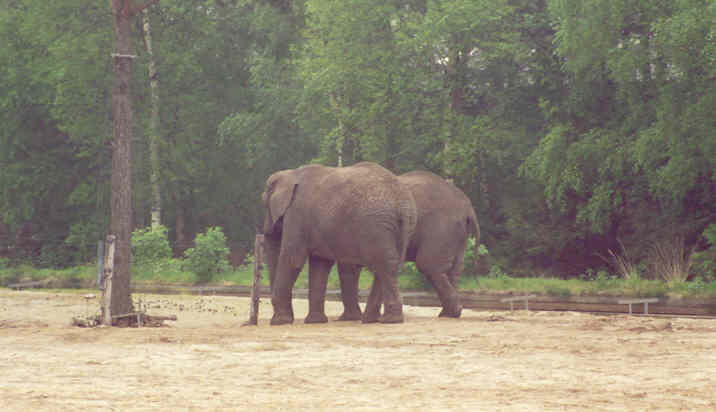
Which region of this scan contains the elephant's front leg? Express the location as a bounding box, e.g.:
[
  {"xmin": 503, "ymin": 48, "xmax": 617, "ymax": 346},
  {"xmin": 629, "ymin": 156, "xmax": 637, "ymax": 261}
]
[
  {"xmin": 270, "ymin": 254, "xmax": 302, "ymax": 325},
  {"xmin": 305, "ymin": 255, "xmax": 333, "ymax": 323},
  {"xmin": 337, "ymin": 263, "xmax": 362, "ymax": 321}
]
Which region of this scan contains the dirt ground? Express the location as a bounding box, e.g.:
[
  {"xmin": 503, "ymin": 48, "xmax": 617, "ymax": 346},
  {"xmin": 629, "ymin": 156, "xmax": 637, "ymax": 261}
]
[{"xmin": 1, "ymin": 289, "xmax": 715, "ymax": 411}]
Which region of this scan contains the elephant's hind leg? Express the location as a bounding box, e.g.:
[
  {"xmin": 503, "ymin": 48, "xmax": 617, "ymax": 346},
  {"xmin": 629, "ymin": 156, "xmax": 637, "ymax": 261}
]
[
  {"xmin": 438, "ymin": 251, "xmax": 465, "ymax": 318},
  {"xmin": 378, "ymin": 273, "xmax": 404, "ymax": 323},
  {"xmin": 371, "ymin": 266, "xmax": 404, "ymax": 324},
  {"xmin": 434, "ymin": 272, "xmax": 462, "ymax": 318},
  {"xmin": 362, "ymin": 274, "xmax": 382, "ymax": 323},
  {"xmin": 305, "ymin": 255, "xmax": 332, "ymax": 323},
  {"xmin": 337, "ymin": 263, "xmax": 362, "ymax": 321},
  {"xmin": 418, "ymin": 269, "xmax": 461, "ymax": 318}
]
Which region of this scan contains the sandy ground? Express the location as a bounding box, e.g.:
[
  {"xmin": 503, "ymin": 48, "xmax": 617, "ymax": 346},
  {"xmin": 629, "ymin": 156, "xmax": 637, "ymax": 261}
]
[{"xmin": 1, "ymin": 289, "xmax": 715, "ymax": 411}]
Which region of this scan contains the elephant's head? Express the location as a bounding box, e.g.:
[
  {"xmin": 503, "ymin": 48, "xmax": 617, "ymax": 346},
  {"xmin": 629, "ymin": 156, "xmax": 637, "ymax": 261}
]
[{"xmin": 262, "ymin": 170, "xmax": 298, "ymax": 235}]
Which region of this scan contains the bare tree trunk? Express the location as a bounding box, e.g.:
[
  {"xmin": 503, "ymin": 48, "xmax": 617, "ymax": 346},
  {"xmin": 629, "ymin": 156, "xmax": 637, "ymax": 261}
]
[
  {"xmin": 329, "ymin": 93, "xmax": 345, "ymax": 167},
  {"xmin": 142, "ymin": 7, "xmax": 162, "ymax": 229},
  {"xmin": 109, "ymin": 0, "xmax": 136, "ymax": 318}
]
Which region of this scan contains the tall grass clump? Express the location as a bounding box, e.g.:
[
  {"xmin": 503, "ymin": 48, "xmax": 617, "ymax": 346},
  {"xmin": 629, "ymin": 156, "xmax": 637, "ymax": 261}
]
[
  {"xmin": 603, "ymin": 239, "xmax": 640, "ymax": 280},
  {"xmin": 648, "ymin": 237, "xmax": 692, "ymax": 283}
]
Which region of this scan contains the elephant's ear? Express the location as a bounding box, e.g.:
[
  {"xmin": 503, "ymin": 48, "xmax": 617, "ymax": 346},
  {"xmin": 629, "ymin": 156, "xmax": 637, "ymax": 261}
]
[{"xmin": 266, "ymin": 172, "xmax": 298, "ymax": 233}]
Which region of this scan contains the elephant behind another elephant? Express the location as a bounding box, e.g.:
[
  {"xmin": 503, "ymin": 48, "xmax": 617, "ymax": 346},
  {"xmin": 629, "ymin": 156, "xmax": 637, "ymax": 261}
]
[
  {"xmin": 261, "ymin": 162, "xmax": 417, "ymax": 325},
  {"xmin": 337, "ymin": 170, "xmax": 480, "ymax": 320}
]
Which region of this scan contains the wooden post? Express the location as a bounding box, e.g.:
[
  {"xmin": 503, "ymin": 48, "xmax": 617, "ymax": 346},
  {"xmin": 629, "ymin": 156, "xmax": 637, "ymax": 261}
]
[
  {"xmin": 244, "ymin": 234, "xmax": 264, "ymax": 326},
  {"xmin": 101, "ymin": 235, "xmax": 117, "ymax": 326},
  {"xmin": 97, "ymin": 240, "xmax": 104, "ymax": 288}
]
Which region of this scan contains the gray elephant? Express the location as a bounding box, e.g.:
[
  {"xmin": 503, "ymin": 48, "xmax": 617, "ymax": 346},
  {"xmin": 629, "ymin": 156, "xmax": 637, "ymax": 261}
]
[
  {"xmin": 337, "ymin": 170, "xmax": 480, "ymax": 320},
  {"xmin": 261, "ymin": 162, "xmax": 417, "ymax": 325}
]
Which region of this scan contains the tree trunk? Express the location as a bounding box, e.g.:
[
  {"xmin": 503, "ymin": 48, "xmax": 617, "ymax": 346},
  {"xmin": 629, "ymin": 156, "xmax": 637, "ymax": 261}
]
[
  {"xmin": 109, "ymin": 0, "xmax": 136, "ymax": 318},
  {"xmin": 329, "ymin": 93, "xmax": 345, "ymax": 167},
  {"xmin": 142, "ymin": 7, "xmax": 162, "ymax": 229}
]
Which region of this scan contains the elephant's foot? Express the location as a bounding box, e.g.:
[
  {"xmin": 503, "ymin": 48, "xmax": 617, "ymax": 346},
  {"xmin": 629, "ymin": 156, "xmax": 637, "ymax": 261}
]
[
  {"xmin": 438, "ymin": 304, "xmax": 463, "ymax": 318},
  {"xmin": 304, "ymin": 312, "xmax": 328, "ymax": 324},
  {"xmin": 379, "ymin": 312, "xmax": 404, "ymax": 323},
  {"xmin": 379, "ymin": 304, "xmax": 404, "ymax": 323},
  {"xmin": 338, "ymin": 310, "xmax": 363, "ymax": 321},
  {"xmin": 361, "ymin": 310, "xmax": 381, "ymax": 324},
  {"xmin": 270, "ymin": 313, "xmax": 294, "ymax": 325}
]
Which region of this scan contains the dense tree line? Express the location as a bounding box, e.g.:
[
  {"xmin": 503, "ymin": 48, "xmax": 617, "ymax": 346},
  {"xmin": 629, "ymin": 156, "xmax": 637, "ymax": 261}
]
[{"xmin": 1, "ymin": 0, "xmax": 713, "ymax": 278}]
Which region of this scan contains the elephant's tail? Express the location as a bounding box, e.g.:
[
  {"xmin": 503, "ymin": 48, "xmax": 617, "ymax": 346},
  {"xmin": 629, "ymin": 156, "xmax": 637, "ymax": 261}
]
[
  {"xmin": 397, "ymin": 199, "xmax": 417, "ymax": 266},
  {"xmin": 467, "ymin": 206, "xmax": 480, "ymax": 259}
]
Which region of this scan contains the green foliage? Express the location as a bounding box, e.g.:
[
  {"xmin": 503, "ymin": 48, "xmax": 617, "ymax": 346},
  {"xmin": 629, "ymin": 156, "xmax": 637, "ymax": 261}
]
[
  {"xmin": 691, "ymin": 224, "xmax": 716, "ymax": 281},
  {"xmin": 545, "ymin": 284, "xmax": 572, "ymax": 297},
  {"xmin": 464, "ymin": 237, "xmax": 488, "ymax": 272},
  {"xmin": 182, "ymin": 227, "xmax": 230, "ymax": 283},
  {"xmin": 0, "ymin": 263, "xmax": 95, "ymax": 288},
  {"xmin": 399, "ymin": 262, "xmax": 433, "ymax": 290},
  {"xmin": 131, "ymin": 225, "xmax": 172, "ymax": 266},
  {"xmin": 487, "ymin": 264, "xmax": 509, "ymax": 279},
  {"xmin": 131, "ymin": 225, "xmax": 174, "ymax": 280},
  {"xmin": 132, "ymin": 258, "xmax": 191, "ymax": 284},
  {"xmin": 0, "ymin": 0, "xmax": 712, "ymax": 280},
  {"xmin": 65, "ymin": 220, "xmax": 101, "ymax": 264}
]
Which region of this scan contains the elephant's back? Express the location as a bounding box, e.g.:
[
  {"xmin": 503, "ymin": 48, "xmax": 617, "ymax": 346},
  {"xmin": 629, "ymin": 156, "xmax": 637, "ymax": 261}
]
[
  {"xmin": 311, "ymin": 162, "xmax": 416, "ymax": 261},
  {"xmin": 399, "ymin": 171, "xmax": 472, "ymax": 219}
]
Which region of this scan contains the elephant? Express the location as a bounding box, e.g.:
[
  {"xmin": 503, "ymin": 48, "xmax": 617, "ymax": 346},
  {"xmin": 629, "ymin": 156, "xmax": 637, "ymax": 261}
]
[
  {"xmin": 336, "ymin": 170, "xmax": 480, "ymax": 320},
  {"xmin": 261, "ymin": 161, "xmax": 417, "ymax": 325}
]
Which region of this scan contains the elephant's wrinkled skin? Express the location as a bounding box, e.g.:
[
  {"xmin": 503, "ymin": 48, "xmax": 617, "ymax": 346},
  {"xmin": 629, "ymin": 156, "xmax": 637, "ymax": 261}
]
[
  {"xmin": 262, "ymin": 162, "xmax": 417, "ymax": 325},
  {"xmin": 337, "ymin": 170, "xmax": 480, "ymax": 320}
]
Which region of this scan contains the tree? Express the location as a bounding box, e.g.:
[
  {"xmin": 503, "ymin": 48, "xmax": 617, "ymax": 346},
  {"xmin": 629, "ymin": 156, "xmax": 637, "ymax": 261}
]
[
  {"xmin": 142, "ymin": 6, "xmax": 162, "ymax": 229},
  {"xmin": 299, "ymin": 0, "xmax": 432, "ymax": 170},
  {"xmin": 521, "ymin": 0, "xmax": 715, "ymax": 272},
  {"xmin": 107, "ymin": 0, "xmax": 160, "ymax": 320}
]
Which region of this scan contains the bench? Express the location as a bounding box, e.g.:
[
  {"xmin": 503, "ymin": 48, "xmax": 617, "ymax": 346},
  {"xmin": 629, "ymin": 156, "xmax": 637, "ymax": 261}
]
[
  {"xmin": 500, "ymin": 295, "xmax": 537, "ymax": 311},
  {"xmin": 618, "ymin": 298, "xmax": 659, "ymax": 315}
]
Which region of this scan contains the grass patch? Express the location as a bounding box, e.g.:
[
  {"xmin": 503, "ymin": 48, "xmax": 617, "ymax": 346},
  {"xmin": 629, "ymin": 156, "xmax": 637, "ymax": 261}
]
[
  {"xmin": 0, "ymin": 263, "xmax": 95, "ymax": 288},
  {"xmin": 3, "ymin": 260, "xmax": 715, "ymax": 299}
]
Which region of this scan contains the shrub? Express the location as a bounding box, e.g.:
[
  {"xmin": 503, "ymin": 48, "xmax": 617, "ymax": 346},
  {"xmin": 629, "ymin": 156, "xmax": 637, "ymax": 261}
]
[
  {"xmin": 65, "ymin": 220, "xmax": 101, "ymax": 264},
  {"xmin": 487, "ymin": 264, "xmax": 507, "ymax": 279},
  {"xmin": 131, "ymin": 225, "xmax": 172, "ymax": 266},
  {"xmin": 692, "ymin": 224, "xmax": 716, "ymax": 281},
  {"xmin": 464, "ymin": 237, "xmax": 488, "ymax": 270},
  {"xmin": 183, "ymin": 227, "xmax": 230, "ymax": 283},
  {"xmin": 36, "ymin": 243, "xmax": 74, "ymax": 269}
]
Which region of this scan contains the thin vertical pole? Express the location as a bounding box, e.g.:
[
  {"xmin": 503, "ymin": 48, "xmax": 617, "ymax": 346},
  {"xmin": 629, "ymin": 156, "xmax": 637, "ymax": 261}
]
[
  {"xmin": 102, "ymin": 235, "xmax": 117, "ymax": 326},
  {"xmin": 245, "ymin": 235, "xmax": 264, "ymax": 326},
  {"xmin": 97, "ymin": 240, "xmax": 105, "ymax": 289}
]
